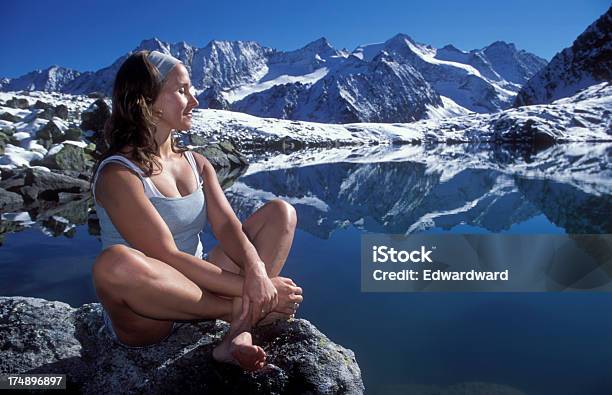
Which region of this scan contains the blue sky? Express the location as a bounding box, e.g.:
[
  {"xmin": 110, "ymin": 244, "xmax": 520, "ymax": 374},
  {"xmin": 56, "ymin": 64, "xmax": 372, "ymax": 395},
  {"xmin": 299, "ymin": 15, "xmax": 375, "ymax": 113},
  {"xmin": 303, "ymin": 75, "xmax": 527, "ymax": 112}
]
[{"xmin": 1, "ymin": 0, "xmax": 609, "ymax": 78}]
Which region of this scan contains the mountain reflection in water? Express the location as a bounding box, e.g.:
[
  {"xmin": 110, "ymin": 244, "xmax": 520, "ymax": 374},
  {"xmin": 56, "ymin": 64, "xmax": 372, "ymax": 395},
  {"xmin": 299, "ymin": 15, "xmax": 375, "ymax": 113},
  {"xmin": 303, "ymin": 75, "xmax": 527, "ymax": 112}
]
[{"xmin": 1, "ymin": 143, "xmax": 611, "ymax": 395}]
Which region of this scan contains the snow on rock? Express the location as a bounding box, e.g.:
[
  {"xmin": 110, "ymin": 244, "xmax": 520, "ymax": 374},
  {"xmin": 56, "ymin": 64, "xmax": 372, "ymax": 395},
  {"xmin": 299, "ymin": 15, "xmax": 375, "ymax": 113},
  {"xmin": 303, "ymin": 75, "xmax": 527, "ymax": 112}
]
[
  {"xmin": 0, "ymin": 91, "xmax": 96, "ymax": 170},
  {"xmin": 193, "ymin": 82, "xmax": 612, "ymax": 148},
  {"xmin": 0, "ymin": 144, "xmax": 45, "ymax": 168}
]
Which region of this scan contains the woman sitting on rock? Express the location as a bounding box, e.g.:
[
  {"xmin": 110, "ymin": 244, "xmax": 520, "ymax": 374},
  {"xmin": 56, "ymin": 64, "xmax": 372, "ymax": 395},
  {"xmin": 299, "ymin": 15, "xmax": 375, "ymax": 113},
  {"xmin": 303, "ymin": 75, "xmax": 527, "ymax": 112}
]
[{"xmin": 90, "ymin": 50, "xmax": 303, "ymax": 371}]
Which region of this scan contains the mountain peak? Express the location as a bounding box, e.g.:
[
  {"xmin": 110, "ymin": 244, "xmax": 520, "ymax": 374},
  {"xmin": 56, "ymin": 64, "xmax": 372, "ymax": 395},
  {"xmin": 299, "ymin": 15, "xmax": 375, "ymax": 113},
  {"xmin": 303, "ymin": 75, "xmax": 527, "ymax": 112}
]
[
  {"xmin": 137, "ymin": 37, "xmax": 168, "ymax": 52},
  {"xmin": 388, "ymin": 33, "xmax": 414, "ymax": 43},
  {"xmin": 440, "ymin": 44, "xmax": 464, "ymax": 53},
  {"xmin": 300, "ymin": 37, "xmax": 334, "ymax": 53},
  {"xmin": 209, "ymin": 39, "xmax": 230, "ymax": 46},
  {"xmin": 485, "ymin": 41, "xmax": 517, "ymax": 52}
]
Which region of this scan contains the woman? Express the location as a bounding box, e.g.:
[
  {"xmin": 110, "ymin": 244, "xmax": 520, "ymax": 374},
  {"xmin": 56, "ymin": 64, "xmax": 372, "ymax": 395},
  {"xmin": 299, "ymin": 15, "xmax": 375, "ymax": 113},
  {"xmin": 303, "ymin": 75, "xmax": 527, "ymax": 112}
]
[{"xmin": 90, "ymin": 50, "xmax": 303, "ymax": 371}]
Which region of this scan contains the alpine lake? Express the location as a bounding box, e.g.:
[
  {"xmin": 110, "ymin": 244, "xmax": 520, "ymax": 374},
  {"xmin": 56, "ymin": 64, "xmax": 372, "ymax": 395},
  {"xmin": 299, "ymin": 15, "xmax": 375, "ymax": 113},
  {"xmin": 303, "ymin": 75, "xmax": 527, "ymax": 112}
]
[{"xmin": 1, "ymin": 142, "xmax": 611, "ymax": 395}]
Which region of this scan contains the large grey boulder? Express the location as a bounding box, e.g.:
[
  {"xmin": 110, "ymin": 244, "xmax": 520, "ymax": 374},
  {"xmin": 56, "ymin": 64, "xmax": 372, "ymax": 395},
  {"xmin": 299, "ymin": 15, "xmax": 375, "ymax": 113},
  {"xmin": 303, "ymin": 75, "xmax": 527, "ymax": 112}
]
[
  {"xmin": 80, "ymin": 99, "xmax": 110, "ymax": 133},
  {"xmin": 0, "ymin": 187, "xmax": 23, "ymax": 210},
  {"xmin": 5, "ymin": 97, "xmax": 29, "ymax": 109},
  {"xmin": 192, "ymin": 140, "xmax": 249, "ymax": 170},
  {"xmin": 0, "ymin": 167, "xmax": 90, "ymax": 203},
  {"xmin": 36, "ymin": 120, "xmax": 65, "ymax": 142},
  {"xmin": 32, "ymin": 143, "xmax": 94, "ymax": 173},
  {"xmin": 0, "ymin": 297, "xmax": 364, "ymax": 394}
]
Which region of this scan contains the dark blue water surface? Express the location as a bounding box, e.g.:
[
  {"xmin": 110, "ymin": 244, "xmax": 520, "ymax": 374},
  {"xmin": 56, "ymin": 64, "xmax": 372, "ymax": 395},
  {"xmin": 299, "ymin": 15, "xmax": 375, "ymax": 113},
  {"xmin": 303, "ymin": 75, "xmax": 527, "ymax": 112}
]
[{"xmin": 1, "ymin": 155, "xmax": 611, "ymax": 395}]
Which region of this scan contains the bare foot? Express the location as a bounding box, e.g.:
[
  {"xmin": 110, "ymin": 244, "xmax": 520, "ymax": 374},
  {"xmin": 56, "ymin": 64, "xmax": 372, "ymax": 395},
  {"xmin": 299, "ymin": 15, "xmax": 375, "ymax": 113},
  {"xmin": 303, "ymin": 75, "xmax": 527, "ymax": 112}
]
[{"xmin": 213, "ymin": 330, "xmax": 266, "ymax": 371}]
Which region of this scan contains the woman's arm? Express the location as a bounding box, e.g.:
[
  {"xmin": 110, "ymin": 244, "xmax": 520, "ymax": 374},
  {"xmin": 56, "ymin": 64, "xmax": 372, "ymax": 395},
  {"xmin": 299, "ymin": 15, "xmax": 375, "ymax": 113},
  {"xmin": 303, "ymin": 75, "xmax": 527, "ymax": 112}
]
[
  {"xmin": 192, "ymin": 152, "xmax": 264, "ymax": 274},
  {"xmin": 96, "ymin": 162, "xmax": 243, "ymax": 297},
  {"xmin": 193, "ymin": 151, "xmax": 278, "ymax": 323}
]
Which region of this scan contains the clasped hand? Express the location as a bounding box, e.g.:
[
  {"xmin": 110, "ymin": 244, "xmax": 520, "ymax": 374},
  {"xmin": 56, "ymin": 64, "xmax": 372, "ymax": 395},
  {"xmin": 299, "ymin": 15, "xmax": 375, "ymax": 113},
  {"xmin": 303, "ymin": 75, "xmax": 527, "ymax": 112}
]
[{"xmin": 240, "ymin": 265, "xmax": 278, "ymax": 325}]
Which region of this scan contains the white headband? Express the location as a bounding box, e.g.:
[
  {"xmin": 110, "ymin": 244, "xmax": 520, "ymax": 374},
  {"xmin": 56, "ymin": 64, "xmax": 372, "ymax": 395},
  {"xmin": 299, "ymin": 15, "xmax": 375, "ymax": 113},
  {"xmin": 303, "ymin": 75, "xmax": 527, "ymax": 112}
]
[{"xmin": 147, "ymin": 50, "xmax": 182, "ymax": 81}]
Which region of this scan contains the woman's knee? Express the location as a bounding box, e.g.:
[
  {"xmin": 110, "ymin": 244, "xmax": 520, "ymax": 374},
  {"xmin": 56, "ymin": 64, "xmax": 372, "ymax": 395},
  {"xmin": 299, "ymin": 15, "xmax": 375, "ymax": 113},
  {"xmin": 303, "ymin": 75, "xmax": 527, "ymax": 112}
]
[
  {"xmin": 92, "ymin": 245, "xmax": 151, "ymax": 288},
  {"xmin": 267, "ymin": 199, "xmax": 297, "ymax": 229}
]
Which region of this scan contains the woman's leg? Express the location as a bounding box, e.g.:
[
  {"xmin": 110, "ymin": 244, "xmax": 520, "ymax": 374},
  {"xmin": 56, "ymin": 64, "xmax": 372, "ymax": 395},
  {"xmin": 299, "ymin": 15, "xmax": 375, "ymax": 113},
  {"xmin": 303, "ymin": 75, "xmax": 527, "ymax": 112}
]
[
  {"xmin": 206, "ymin": 199, "xmax": 302, "ymax": 324},
  {"xmin": 94, "ymin": 244, "xmax": 266, "ymax": 369},
  {"xmin": 92, "ymin": 244, "xmax": 234, "ymax": 346},
  {"xmin": 207, "ymin": 199, "xmax": 298, "ymax": 277}
]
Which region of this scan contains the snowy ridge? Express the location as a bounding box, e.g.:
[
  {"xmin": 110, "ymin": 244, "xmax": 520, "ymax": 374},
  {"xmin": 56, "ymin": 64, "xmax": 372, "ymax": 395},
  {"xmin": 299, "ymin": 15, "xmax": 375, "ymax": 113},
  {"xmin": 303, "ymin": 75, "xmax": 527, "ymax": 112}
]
[
  {"xmin": 2, "ymin": 66, "xmax": 81, "ymax": 92},
  {"xmin": 2, "ymin": 34, "xmax": 547, "ymax": 123},
  {"xmin": 223, "ymin": 68, "xmax": 329, "ymax": 103},
  {"xmin": 515, "ymin": 7, "xmax": 611, "ymax": 106},
  {"xmin": 350, "ymin": 34, "xmax": 546, "ymax": 114},
  {"xmin": 190, "ymin": 82, "xmax": 612, "ymax": 146}
]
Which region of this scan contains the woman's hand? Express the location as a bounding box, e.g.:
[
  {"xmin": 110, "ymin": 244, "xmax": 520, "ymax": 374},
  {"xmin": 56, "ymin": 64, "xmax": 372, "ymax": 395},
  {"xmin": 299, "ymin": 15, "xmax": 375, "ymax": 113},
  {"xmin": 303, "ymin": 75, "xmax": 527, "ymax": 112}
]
[
  {"xmin": 271, "ymin": 277, "xmax": 303, "ymax": 316},
  {"xmin": 240, "ymin": 264, "xmax": 278, "ymax": 325}
]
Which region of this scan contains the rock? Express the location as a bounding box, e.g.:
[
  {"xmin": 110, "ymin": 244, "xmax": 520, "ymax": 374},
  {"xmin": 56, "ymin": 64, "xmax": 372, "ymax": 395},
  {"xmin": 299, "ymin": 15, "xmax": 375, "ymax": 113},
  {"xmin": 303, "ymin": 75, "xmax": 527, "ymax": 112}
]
[
  {"xmin": 0, "ymin": 167, "xmax": 90, "ymax": 203},
  {"xmin": 189, "ymin": 133, "xmax": 209, "ymax": 146},
  {"xmin": 36, "ymin": 137, "xmax": 52, "ymax": 150},
  {"xmin": 490, "ymin": 116, "xmax": 556, "ymax": 147},
  {"xmin": 62, "ymin": 127, "xmax": 83, "ymax": 142},
  {"xmin": 54, "ymin": 104, "xmax": 69, "ymax": 120},
  {"xmin": 36, "ymin": 120, "xmax": 64, "ymax": 142},
  {"xmin": 192, "ymin": 141, "xmax": 248, "ymax": 170},
  {"xmin": 33, "ymin": 99, "xmax": 54, "ymax": 110},
  {"xmin": 81, "ymin": 99, "xmax": 110, "ymax": 154},
  {"xmin": 5, "ymin": 97, "xmax": 29, "ymax": 109},
  {"xmin": 0, "ymin": 131, "xmax": 10, "ymax": 155},
  {"xmin": 0, "ymin": 296, "xmax": 364, "ymax": 394},
  {"xmin": 87, "ymin": 92, "xmax": 105, "ymax": 99},
  {"xmin": 0, "ymin": 297, "xmax": 84, "ymax": 378},
  {"xmin": 0, "ymin": 187, "xmax": 24, "ymax": 210},
  {"xmin": 31, "ymin": 101, "xmax": 69, "ymax": 120},
  {"xmin": 1, "ymin": 126, "xmax": 16, "ymax": 136},
  {"xmin": 0, "ymin": 112, "xmax": 22, "ymax": 122},
  {"xmin": 38, "ymin": 107, "xmax": 57, "ymax": 120},
  {"xmin": 197, "ymin": 86, "xmax": 231, "ymax": 110},
  {"xmin": 0, "ymin": 220, "xmax": 25, "ymax": 243},
  {"xmin": 83, "ymin": 142, "xmax": 96, "ymax": 155},
  {"xmin": 32, "ymin": 143, "xmax": 93, "ymax": 173},
  {"xmin": 80, "ymin": 98, "xmax": 110, "ymax": 133}
]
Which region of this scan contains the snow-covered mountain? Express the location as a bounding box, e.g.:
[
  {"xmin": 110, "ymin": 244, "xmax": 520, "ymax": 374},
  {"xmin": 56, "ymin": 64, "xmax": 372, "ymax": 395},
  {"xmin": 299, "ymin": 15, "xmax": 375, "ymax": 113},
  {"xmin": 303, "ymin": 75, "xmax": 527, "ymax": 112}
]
[
  {"xmin": 514, "ymin": 6, "xmax": 611, "ymax": 106},
  {"xmin": 230, "ymin": 34, "xmax": 547, "ymax": 122},
  {"xmin": 233, "ymin": 52, "xmax": 445, "ymax": 123},
  {"xmin": 352, "ymin": 35, "xmax": 546, "ymax": 113},
  {"xmin": 1, "ymin": 66, "xmax": 81, "ymax": 92},
  {"xmin": 1, "ymin": 34, "xmax": 547, "ymax": 123},
  {"xmin": 188, "ymin": 82, "xmax": 612, "ymax": 148}
]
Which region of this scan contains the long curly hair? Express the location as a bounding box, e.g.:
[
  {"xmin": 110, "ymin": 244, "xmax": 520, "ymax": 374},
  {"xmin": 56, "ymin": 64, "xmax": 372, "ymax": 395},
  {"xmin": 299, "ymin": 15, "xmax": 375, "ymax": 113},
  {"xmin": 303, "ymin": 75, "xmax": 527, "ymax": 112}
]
[{"xmin": 90, "ymin": 50, "xmax": 187, "ymax": 189}]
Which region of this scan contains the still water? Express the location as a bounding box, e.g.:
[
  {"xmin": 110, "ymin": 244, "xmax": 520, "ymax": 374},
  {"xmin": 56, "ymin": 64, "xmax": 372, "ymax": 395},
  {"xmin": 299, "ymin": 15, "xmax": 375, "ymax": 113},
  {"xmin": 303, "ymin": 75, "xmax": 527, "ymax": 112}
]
[{"xmin": 1, "ymin": 145, "xmax": 611, "ymax": 394}]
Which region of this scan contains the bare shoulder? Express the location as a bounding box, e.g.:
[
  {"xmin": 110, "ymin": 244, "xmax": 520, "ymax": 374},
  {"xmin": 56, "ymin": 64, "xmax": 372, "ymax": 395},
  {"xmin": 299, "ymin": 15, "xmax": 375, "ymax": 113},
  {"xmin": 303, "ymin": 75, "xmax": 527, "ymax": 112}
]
[
  {"xmin": 190, "ymin": 151, "xmax": 214, "ymax": 174},
  {"xmin": 95, "ymin": 162, "xmax": 144, "ymax": 207},
  {"xmin": 93, "ymin": 161, "xmax": 178, "ymax": 259},
  {"xmin": 190, "ymin": 150, "xmax": 210, "ymax": 167}
]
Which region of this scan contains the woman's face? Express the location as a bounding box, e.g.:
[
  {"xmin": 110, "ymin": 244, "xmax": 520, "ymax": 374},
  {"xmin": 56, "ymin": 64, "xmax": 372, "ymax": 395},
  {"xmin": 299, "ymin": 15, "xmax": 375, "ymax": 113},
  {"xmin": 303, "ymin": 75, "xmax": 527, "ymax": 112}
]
[{"xmin": 152, "ymin": 64, "xmax": 199, "ymax": 132}]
